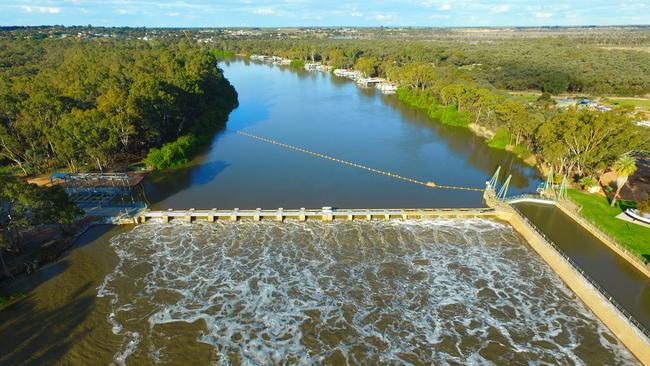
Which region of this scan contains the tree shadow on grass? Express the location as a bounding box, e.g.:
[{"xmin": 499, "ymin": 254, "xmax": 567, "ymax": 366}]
[{"xmin": 0, "ymin": 282, "xmax": 96, "ymax": 365}]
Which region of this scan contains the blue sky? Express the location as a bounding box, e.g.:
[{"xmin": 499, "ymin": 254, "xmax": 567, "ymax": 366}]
[{"xmin": 1, "ymin": 1, "xmax": 649, "ymax": 27}]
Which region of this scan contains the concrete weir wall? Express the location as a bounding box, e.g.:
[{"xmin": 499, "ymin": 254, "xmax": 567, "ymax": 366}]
[
  {"xmin": 130, "ymin": 207, "xmax": 499, "ymax": 224},
  {"xmin": 124, "ymin": 206, "xmax": 650, "ymax": 363},
  {"xmin": 496, "ymin": 207, "xmax": 650, "ymax": 364}
]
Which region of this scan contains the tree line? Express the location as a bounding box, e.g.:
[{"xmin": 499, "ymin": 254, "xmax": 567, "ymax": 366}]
[
  {"xmin": 388, "ymin": 64, "xmax": 648, "ymax": 181},
  {"xmin": 216, "ymin": 38, "xmax": 650, "ymax": 96},
  {"xmin": 0, "ymin": 37, "xmax": 237, "ymax": 175}
]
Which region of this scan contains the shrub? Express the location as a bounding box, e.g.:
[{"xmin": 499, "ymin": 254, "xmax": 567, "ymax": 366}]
[
  {"xmin": 144, "ymin": 135, "xmax": 197, "ymax": 170},
  {"xmin": 579, "ymin": 177, "xmax": 597, "ymax": 189},
  {"xmin": 397, "ymin": 89, "xmax": 470, "ymax": 127},
  {"xmin": 290, "ymin": 59, "xmax": 305, "ymax": 68},
  {"xmin": 488, "ymin": 128, "xmax": 512, "ymax": 149}
]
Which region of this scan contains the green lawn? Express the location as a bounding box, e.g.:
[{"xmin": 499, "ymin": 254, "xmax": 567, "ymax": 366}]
[
  {"xmin": 602, "ymin": 97, "xmax": 650, "ymax": 110},
  {"xmin": 568, "ymin": 189, "xmax": 650, "ymax": 260}
]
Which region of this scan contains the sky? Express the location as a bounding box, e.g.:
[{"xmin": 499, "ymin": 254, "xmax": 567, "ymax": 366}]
[{"xmin": 1, "ymin": 0, "xmax": 649, "ymax": 28}]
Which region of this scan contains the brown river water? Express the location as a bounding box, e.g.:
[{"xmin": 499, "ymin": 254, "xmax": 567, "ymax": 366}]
[
  {"xmin": 0, "ymin": 60, "xmax": 641, "ymax": 364},
  {"xmin": 0, "ymin": 220, "xmax": 638, "ymax": 365}
]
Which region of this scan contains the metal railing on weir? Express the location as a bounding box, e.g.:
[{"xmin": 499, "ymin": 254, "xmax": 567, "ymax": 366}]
[
  {"xmin": 505, "ymin": 193, "xmax": 649, "ymax": 268},
  {"xmin": 511, "ymin": 205, "xmax": 650, "ymax": 339}
]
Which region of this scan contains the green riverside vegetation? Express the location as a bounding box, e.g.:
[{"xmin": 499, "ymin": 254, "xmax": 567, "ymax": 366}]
[
  {"xmin": 396, "ymin": 89, "xmax": 470, "ymax": 127},
  {"xmin": 0, "ymin": 35, "xmax": 238, "ymax": 256},
  {"xmin": 0, "ymin": 37, "xmax": 238, "ymax": 174}
]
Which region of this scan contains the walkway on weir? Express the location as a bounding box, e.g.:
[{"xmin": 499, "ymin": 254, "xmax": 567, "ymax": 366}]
[{"xmin": 131, "ymin": 207, "xmax": 497, "ymax": 224}]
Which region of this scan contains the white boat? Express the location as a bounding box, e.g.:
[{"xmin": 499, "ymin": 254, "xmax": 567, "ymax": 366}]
[
  {"xmin": 357, "ymin": 77, "xmax": 384, "ymax": 87},
  {"xmin": 333, "ymin": 69, "xmax": 362, "ymax": 80},
  {"xmin": 376, "ymin": 82, "xmax": 397, "ymax": 93}
]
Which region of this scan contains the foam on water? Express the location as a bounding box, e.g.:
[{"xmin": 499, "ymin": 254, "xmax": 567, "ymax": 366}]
[{"xmin": 97, "ymin": 219, "xmax": 638, "ymax": 365}]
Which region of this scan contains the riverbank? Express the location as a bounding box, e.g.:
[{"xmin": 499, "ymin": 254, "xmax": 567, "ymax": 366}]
[
  {"xmin": 567, "ymin": 189, "xmax": 650, "ymax": 261},
  {"xmin": 395, "ymin": 88, "xmax": 537, "ymax": 165},
  {"xmin": 144, "ymin": 98, "xmax": 238, "ymax": 170},
  {"xmin": 0, "ymin": 217, "xmax": 103, "ymax": 283}
]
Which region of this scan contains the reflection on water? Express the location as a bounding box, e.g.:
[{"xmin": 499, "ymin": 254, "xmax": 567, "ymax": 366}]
[
  {"xmin": 145, "ymin": 60, "xmax": 540, "ymax": 210},
  {"xmin": 98, "ymin": 220, "xmax": 636, "ymax": 365}
]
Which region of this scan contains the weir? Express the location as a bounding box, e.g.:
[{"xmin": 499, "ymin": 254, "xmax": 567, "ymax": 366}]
[
  {"xmin": 116, "ymin": 191, "xmax": 650, "ymax": 363},
  {"xmin": 128, "ymin": 207, "xmax": 498, "ymax": 224},
  {"xmin": 109, "ymin": 167, "xmax": 650, "ymax": 363}
]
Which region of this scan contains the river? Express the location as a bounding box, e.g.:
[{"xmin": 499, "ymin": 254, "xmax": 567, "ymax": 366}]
[
  {"xmin": 143, "ymin": 59, "xmax": 539, "ymax": 209},
  {"xmin": 0, "ymin": 60, "xmax": 640, "ymax": 365}
]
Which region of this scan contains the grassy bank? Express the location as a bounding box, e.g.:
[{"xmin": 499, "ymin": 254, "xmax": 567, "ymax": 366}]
[
  {"xmin": 568, "ymin": 189, "xmax": 650, "ymax": 259},
  {"xmin": 396, "ymin": 88, "xmax": 471, "ymax": 127},
  {"xmin": 602, "ymin": 97, "xmax": 650, "ymax": 110},
  {"xmin": 397, "ymin": 88, "xmax": 535, "ymax": 162},
  {"xmin": 290, "ymin": 59, "xmax": 305, "ymax": 68},
  {"xmin": 487, "ymin": 128, "xmax": 534, "ymax": 160}
]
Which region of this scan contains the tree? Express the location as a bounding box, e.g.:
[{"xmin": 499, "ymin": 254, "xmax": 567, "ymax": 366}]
[
  {"xmin": 354, "ymin": 56, "xmax": 378, "ymax": 77},
  {"xmin": 610, "ymin": 155, "xmax": 637, "ymax": 207},
  {"xmin": 327, "ymin": 48, "xmax": 347, "ymax": 69}
]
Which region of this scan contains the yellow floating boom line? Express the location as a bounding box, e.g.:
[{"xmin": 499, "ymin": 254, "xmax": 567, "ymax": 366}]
[{"xmin": 236, "ymin": 130, "xmax": 484, "ymax": 192}]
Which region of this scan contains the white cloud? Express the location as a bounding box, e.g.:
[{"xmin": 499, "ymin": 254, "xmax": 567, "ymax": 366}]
[
  {"xmin": 21, "ymin": 6, "xmax": 62, "ymax": 14},
  {"xmin": 252, "ymin": 7, "xmax": 275, "ymax": 15},
  {"xmin": 439, "ymin": 3, "xmax": 452, "ymax": 11},
  {"xmin": 534, "ymin": 12, "xmax": 553, "ymax": 18},
  {"xmin": 429, "ymin": 14, "xmax": 451, "ymax": 19},
  {"xmin": 166, "ymin": 12, "xmax": 181, "ymax": 17},
  {"xmin": 373, "ymin": 13, "xmax": 396, "ymax": 21},
  {"xmin": 489, "ymin": 4, "xmax": 511, "ymax": 13}
]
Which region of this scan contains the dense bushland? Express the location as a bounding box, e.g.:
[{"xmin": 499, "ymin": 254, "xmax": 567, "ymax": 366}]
[
  {"xmin": 0, "ymin": 38, "xmax": 238, "ymax": 174},
  {"xmin": 219, "ymin": 38, "xmax": 650, "ymax": 96}
]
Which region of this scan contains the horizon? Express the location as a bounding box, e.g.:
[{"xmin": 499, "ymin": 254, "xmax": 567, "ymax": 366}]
[
  {"xmin": 1, "ymin": 1, "xmax": 649, "ymax": 28},
  {"xmin": 4, "ymin": 24, "xmax": 650, "ymax": 29}
]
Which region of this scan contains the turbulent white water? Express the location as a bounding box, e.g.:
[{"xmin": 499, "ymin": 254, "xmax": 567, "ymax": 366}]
[{"xmin": 97, "ymin": 219, "xmax": 637, "ymax": 365}]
